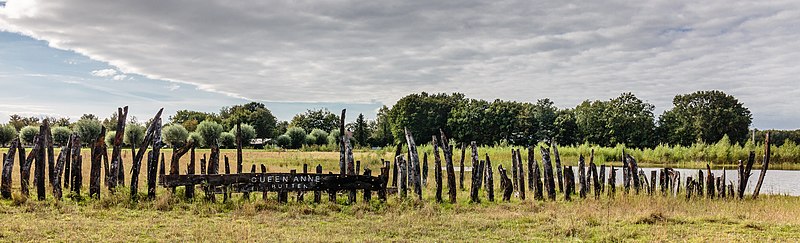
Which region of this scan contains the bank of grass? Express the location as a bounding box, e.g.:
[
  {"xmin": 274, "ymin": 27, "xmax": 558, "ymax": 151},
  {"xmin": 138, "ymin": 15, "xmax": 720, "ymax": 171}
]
[{"xmin": 1, "ymin": 188, "xmax": 800, "ymax": 241}]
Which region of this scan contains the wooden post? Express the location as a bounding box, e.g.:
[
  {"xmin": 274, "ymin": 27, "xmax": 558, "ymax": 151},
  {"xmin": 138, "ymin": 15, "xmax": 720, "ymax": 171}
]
[
  {"xmin": 261, "ymin": 165, "xmax": 269, "ymax": 201},
  {"xmin": 638, "ymin": 169, "xmax": 649, "ymax": 194},
  {"xmin": 499, "ymin": 165, "xmax": 512, "ymax": 201},
  {"xmin": 514, "ymin": 149, "xmax": 524, "ymax": 200},
  {"xmin": 347, "ymin": 142, "xmax": 356, "ymax": 204},
  {"xmin": 1, "ymin": 139, "xmax": 19, "ymax": 199},
  {"xmin": 440, "ymin": 130, "xmax": 457, "ymax": 203},
  {"xmin": 328, "ymin": 172, "xmax": 336, "ymax": 203},
  {"xmin": 650, "ymin": 170, "xmax": 657, "ymax": 195},
  {"xmin": 697, "ymin": 170, "xmax": 704, "ymax": 197},
  {"xmin": 599, "ymin": 164, "xmax": 606, "ymax": 193},
  {"xmin": 339, "ymin": 109, "xmax": 347, "ymax": 176},
  {"xmin": 608, "ymin": 165, "xmax": 616, "ymax": 198},
  {"xmin": 540, "ymin": 147, "xmax": 555, "ymax": 201},
  {"xmin": 432, "ymin": 135, "xmax": 443, "ymax": 203},
  {"xmin": 22, "ymin": 135, "xmax": 41, "ymax": 197},
  {"xmin": 753, "ymin": 132, "xmax": 770, "ymax": 199},
  {"xmin": 314, "ymin": 164, "xmax": 322, "ymax": 203},
  {"xmin": 355, "ymin": 160, "xmax": 361, "ymax": 177},
  {"xmin": 186, "ymin": 146, "xmax": 196, "ymax": 199},
  {"xmin": 422, "ymin": 152, "xmax": 428, "ymax": 186},
  {"xmin": 131, "ymin": 109, "xmax": 164, "ymax": 200},
  {"xmin": 405, "ymin": 128, "xmax": 422, "ymax": 201},
  {"xmin": 363, "ymin": 168, "xmax": 372, "ymax": 202},
  {"xmin": 379, "ymin": 163, "xmax": 389, "ymax": 202},
  {"xmin": 590, "ymin": 162, "xmax": 600, "ymax": 199},
  {"xmin": 42, "ymin": 120, "xmax": 55, "ymax": 193},
  {"xmin": 578, "ymin": 155, "xmax": 586, "ymax": 199},
  {"xmin": 90, "ymin": 127, "xmax": 107, "ymax": 199},
  {"xmin": 622, "ymin": 151, "xmax": 629, "ymax": 194},
  {"xmin": 62, "ymin": 143, "xmax": 69, "ymax": 189},
  {"xmin": 739, "ymin": 152, "xmax": 755, "ymax": 199},
  {"xmin": 485, "ymin": 154, "xmax": 494, "ymax": 202},
  {"xmin": 686, "ymin": 177, "xmax": 694, "ymax": 200},
  {"xmin": 109, "ymin": 106, "xmax": 128, "ymax": 190},
  {"xmin": 532, "ymin": 148, "xmax": 543, "ymax": 201},
  {"xmin": 392, "ymin": 144, "xmax": 400, "ymax": 187},
  {"xmin": 35, "ymin": 126, "xmax": 49, "ymax": 199},
  {"xmin": 148, "ymin": 117, "xmax": 164, "ymax": 200},
  {"xmin": 469, "ymin": 141, "xmax": 480, "ymax": 203},
  {"xmin": 627, "ymin": 154, "xmax": 641, "ymax": 195},
  {"xmin": 69, "ymin": 135, "xmax": 82, "ymax": 198},
  {"xmin": 706, "ymin": 164, "xmax": 714, "ymax": 199},
  {"xmin": 398, "ymin": 155, "xmax": 407, "ymax": 198},
  {"xmin": 298, "ymin": 163, "xmax": 308, "ymax": 202},
  {"xmin": 52, "ymin": 143, "xmax": 69, "ymax": 200},
  {"xmin": 459, "ymin": 143, "xmax": 466, "ymax": 190},
  {"xmin": 564, "ymin": 166, "xmax": 573, "ymax": 201},
  {"xmin": 721, "ymin": 167, "xmax": 727, "ymax": 198},
  {"xmin": 511, "ymin": 149, "xmax": 518, "ymax": 194},
  {"xmin": 236, "ymin": 123, "xmax": 243, "ymax": 174},
  {"xmin": 200, "ymin": 155, "xmax": 207, "ymax": 175},
  {"xmin": 553, "ymin": 142, "xmax": 564, "ymax": 193}
]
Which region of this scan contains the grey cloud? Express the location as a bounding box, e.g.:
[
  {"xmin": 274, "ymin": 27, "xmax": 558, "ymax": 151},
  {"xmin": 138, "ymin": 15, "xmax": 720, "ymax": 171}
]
[{"xmin": 1, "ymin": 0, "xmax": 800, "ymax": 128}]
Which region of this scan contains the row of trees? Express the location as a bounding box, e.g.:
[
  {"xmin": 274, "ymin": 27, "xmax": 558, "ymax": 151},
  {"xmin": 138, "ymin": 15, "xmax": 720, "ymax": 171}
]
[{"xmin": 0, "ymin": 90, "xmax": 765, "ymax": 149}]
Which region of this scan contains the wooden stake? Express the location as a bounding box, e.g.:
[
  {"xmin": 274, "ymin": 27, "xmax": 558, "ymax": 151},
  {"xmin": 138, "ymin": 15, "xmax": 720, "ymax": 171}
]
[
  {"xmin": 440, "ymin": 130, "xmax": 457, "ymax": 203},
  {"xmin": 753, "ymin": 132, "xmax": 771, "ymax": 199},
  {"xmin": 432, "ymin": 135, "xmax": 443, "ymax": 203},
  {"xmin": 89, "ymin": 126, "xmax": 107, "ymax": 199},
  {"xmin": 1, "ymin": 139, "xmax": 19, "ymax": 199},
  {"xmin": 485, "ymin": 154, "xmax": 494, "ymax": 202}
]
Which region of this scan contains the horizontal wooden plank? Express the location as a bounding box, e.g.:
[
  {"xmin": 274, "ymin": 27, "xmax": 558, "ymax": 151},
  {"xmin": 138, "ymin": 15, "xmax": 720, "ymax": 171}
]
[{"xmin": 160, "ymin": 173, "xmax": 386, "ymax": 192}]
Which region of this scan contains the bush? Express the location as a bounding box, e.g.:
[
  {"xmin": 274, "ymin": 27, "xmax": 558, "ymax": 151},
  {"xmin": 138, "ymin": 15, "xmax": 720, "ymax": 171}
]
[
  {"xmin": 188, "ymin": 132, "xmax": 203, "ymax": 145},
  {"xmin": 196, "ymin": 120, "xmax": 224, "ymax": 147},
  {"xmin": 285, "ymin": 127, "xmax": 307, "ymax": 149},
  {"xmin": 276, "ymin": 134, "xmax": 291, "ymax": 148},
  {"xmin": 73, "ymin": 117, "xmax": 103, "ymax": 144},
  {"xmin": 105, "ymin": 131, "xmax": 116, "ymax": 147},
  {"xmin": 327, "ymin": 129, "xmax": 340, "ymax": 145},
  {"xmin": 310, "ymin": 128, "xmax": 328, "ymax": 146},
  {"xmin": 52, "ymin": 126, "xmax": 72, "ymax": 146},
  {"xmin": 305, "ymin": 134, "xmax": 317, "ymax": 146},
  {"xmin": 162, "ymin": 124, "xmax": 189, "ymax": 148},
  {"xmin": 124, "ymin": 124, "xmax": 146, "ymax": 147},
  {"xmin": 0, "ymin": 124, "xmax": 18, "ymax": 146},
  {"xmin": 229, "ymin": 123, "xmax": 256, "ymax": 146},
  {"xmin": 19, "ymin": 125, "xmax": 39, "ymax": 145},
  {"xmin": 219, "ymin": 132, "xmax": 236, "ymax": 148}
]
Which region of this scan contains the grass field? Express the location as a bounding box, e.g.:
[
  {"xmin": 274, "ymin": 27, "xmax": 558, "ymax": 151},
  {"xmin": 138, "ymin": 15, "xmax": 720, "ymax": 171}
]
[{"xmin": 0, "ymin": 149, "xmax": 799, "ymax": 241}]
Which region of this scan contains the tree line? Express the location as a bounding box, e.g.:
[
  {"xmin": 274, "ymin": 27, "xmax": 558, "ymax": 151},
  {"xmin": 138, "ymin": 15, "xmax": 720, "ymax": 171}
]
[{"xmin": 0, "ymin": 90, "xmax": 785, "ymax": 150}]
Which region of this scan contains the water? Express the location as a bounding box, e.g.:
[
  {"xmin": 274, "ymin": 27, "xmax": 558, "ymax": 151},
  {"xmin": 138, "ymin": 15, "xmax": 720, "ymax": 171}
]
[{"xmin": 444, "ymin": 166, "xmax": 800, "ymax": 196}]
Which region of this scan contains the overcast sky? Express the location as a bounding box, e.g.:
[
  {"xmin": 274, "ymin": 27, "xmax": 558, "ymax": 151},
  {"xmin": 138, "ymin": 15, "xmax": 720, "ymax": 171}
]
[{"xmin": 1, "ymin": 0, "xmax": 798, "ymax": 129}]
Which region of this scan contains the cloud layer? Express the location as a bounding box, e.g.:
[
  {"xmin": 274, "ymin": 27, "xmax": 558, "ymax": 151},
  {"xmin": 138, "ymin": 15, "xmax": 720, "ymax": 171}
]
[{"xmin": 2, "ymin": 0, "xmax": 800, "ymax": 128}]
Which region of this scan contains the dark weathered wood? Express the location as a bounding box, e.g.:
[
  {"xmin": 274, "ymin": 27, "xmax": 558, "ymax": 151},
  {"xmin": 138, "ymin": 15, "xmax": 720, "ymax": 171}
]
[
  {"xmin": 314, "ymin": 164, "xmax": 322, "ymax": 203},
  {"xmin": 553, "ymin": 143, "xmax": 564, "ymax": 193},
  {"xmin": 739, "ymin": 152, "xmax": 755, "ymax": 199},
  {"xmin": 1, "ymin": 139, "xmax": 19, "ymax": 199},
  {"xmin": 541, "ymin": 147, "xmax": 555, "ymax": 201},
  {"xmin": 103, "ymin": 151, "xmax": 111, "ymax": 187},
  {"xmin": 590, "ymin": 162, "xmax": 600, "ymax": 199},
  {"xmin": 404, "ymin": 128, "xmax": 422, "ymax": 200},
  {"xmin": 511, "ymin": 149, "xmax": 518, "ymax": 194},
  {"xmin": 638, "ymin": 169, "xmax": 648, "ymax": 194},
  {"xmin": 392, "ymin": 143, "xmax": 401, "ymax": 187},
  {"xmin": 608, "ymin": 165, "xmax": 616, "ymax": 198},
  {"xmin": 63, "ymin": 142, "xmax": 70, "ymax": 189},
  {"xmin": 432, "ymin": 135, "xmax": 443, "ymax": 203},
  {"xmin": 753, "ymin": 132, "xmax": 770, "ymax": 199},
  {"xmin": 532, "ymin": 148, "xmax": 543, "ymax": 201},
  {"xmin": 721, "ymin": 167, "xmax": 727, "ymax": 198},
  {"xmin": 236, "ymin": 123, "xmax": 243, "ymax": 174},
  {"xmin": 90, "ymin": 126, "xmax": 107, "ymax": 199},
  {"xmin": 564, "ymin": 166, "xmax": 573, "ymax": 201},
  {"xmin": 132, "ymin": 109, "xmax": 164, "ymax": 200},
  {"xmin": 469, "ymin": 141, "xmax": 480, "ymax": 203},
  {"xmin": 68, "ymin": 135, "xmax": 82, "ymax": 197},
  {"xmin": 42, "ymin": 120, "xmax": 55, "ymax": 191},
  {"xmin": 599, "ymin": 164, "xmax": 606, "ymax": 193},
  {"xmin": 298, "ymin": 164, "xmax": 308, "ymax": 201},
  {"xmin": 22, "ymin": 135, "xmax": 41, "ymax": 197},
  {"xmin": 262, "ymin": 164, "xmax": 269, "ymax": 201},
  {"xmin": 686, "ymin": 176, "xmax": 694, "ymax": 200},
  {"xmin": 277, "ymin": 170, "xmax": 293, "ymax": 203},
  {"xmin": 516, "ymin": 149, "xmax": 526, "ymax": 200},
  {"xmin": 578, "ymin": 154, "xmax": 586, "ymax": 199},
  {"xmin": 186, "ymin": 146, "xmax": 196, "ymax": 199},
  {"xmin": 339, "ymin": 109, "xmax": 347, "ymax": 176},
  {"xmin": 150, "ymin": 120, "xmax": 165, "ymax": 200},
  {"xmin": 398, "ymin": 155, "xmax": 407, "ymax": 198},
  {"xmin": 355, "ymin": 160, "xmax": 361, "ymax": 177},
  {"xmin": 34, "ymin": 124, "xmax": 47, "ymax": 200},
  {"xmin": 440, "ymin": 130, "xmax": 457, "ymax": 203},
  {"xmin": 109, "ymin": 106, "xmax": 128, "ymax": 190},
  {"xmin": 627, "ymin": 154, "xmax": 641, "ymax": 194},
  {"xmin": 346, "ymin": 141, "xmax": 356, "ymax": 204},
  {"xmin": 485, "ymin": 154, "xmax": 494, "ymax": 202},
  {"xmin": 650, "ymin": 170, "xmax": 657, "ymax": 195},
  {"xmin": 224, "ymin": 156, "xmax": 231, "ymax": 174},
  {"xmin": 363, "ymin": 169, "xmax": 372, "ymax": 202},
  {"xmin": 379, "ymin": 163, "xmax": 389, "ymax": 201},
  {"xmin": 706, "ymin": 164, "xmax": 714, "ymax": 199},
  {"xmin": 422, "ymin": 153, "xmax": 428, "ymax": 186},
  {"xmin": 206, "ymin": 142, "xmax": 219, "ymax": 202},
  {"xmin": 52, "ymin": 143, "xmax": 69, "ymax": 200},
  {"xmin": 622, "ymin": 150, "xmax": 629, "ymax": 194},
  {"xmin": 498, "ymin": 165, "xmax": 512, "ymax": 201},
  {"xmin": 459, "ymin": 143, "xmax": 466, "ymax": 190}
]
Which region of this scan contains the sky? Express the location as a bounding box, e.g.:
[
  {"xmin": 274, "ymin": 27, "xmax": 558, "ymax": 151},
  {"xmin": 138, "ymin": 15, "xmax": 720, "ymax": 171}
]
[{"xmin": 0, "ymin": 0, "xmax": 798, "ymax": 129}]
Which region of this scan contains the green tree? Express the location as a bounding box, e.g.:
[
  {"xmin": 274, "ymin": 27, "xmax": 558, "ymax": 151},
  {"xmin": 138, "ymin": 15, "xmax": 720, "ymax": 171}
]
[
  {"xmin": 275, "ymin": 121, "xmax": 289, "ymax": 138},
  {"xmin": 219, "ymin": 132, "xmax": 236, "ymax": 148},
  {"xmin": 658, "ymin": 90, "xmax": 752, "ymax": 145},
  {"xmin": 219, "ymin": 102, "xmax": 277, "ymax": 139},
  {"xmin": 162, "ymin": 124, "xmax": 190, "ymax": 147},
  {"xmin": 553, "ymin": 110, "xmax": 580, "ymax": 145},
  {"xmin": 289, "ymin": 108, "xmax": 340, "ymax": 133},
  {"xmin": 51, "ymin": 126, "xmax": 72, "ymax": 146},
  {"xmin": 196, "ymin": 120, "xmax": 224, "ymax": 147},
  {"xmin": 187, "ymin": 132, "xmax": 203, "ymax": 146},
  {"xmin": 229, "ymin": 123, "xmax": 257, "ymax": 146},
  {"xmin": 8, "ymin": 115, "xmax": 41, "ymax": 131},
  {"xmin": 574, "ymin": 93, "xmax": 656, "ymax": 148},
  {"xmin": 19, "ymin": 125, "xmax": 39, "ymax": 145},
  {"xmin": 0, "ymin": 124, "xmax": 18, "ymax": 146},
  {"xmin": 369, "ymin": 105, "xmax": 393, "ymax": 147},
  {"xmin": 73, "ymin": 115, "xmax": 103, "ymax": 145},
  {"xmin": 276, "ymin": 134, "xmax": 291, "ymax": 148},
  {"xmin": 105, "ymin": 131, "xmax": 116, "ymax": 147},
  {"xmin": 170, "ymin": 110, "xmax": 219, "ymax": 132},
  {"xmin": 124, "ymin": 124, "xmax": 146, "ymax": 147},
  {"xmin": 389, "ymin": 92, "xmax": 465, "ymax": 144},
  {"xmin": 285, "ymin": 127, "xmax": 307, "ymax": 149},
  {"xmin": 309, "ymin": 128, "xmax": 329, "ymax": 146},
  {"xmin": 352, "ymin": 113, "xmax": 370, "ymax": 146},
  {"xmin": 102, "ymin": 111, "xmax": 119, "ymax": 131}
]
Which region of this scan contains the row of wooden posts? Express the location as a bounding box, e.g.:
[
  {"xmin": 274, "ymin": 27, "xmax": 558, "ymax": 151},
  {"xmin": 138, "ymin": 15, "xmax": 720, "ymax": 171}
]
[{"xmin": 391, "ymin": 128, "xmax": 773, "ymax": 203}]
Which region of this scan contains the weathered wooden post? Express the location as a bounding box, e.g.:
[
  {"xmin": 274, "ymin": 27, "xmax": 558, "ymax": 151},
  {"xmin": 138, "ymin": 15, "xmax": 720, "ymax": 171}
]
[
  {"xmin": 363, "ymin": 168, "xmax": 372, "ymax": 202},
  {"xmin": 608, "ymin": 165, "xmax": 616, "ymax": 198},
  {"xmin": 511, "ymin": 149, "xmax": 518, "ymax": 194},
  {"xmin": 422, "ymin": 152, "xmax": 428, "ymax": 186},
  {"xmin": 150, "ymin": 120, "xmax": 165, "ymax": 200},
  {"xmin": 379, "ymin": 163, "xmax": 389, "ymax": 202},
  {"xmin": 440, "ymin": 130, "xmax": 457, "ymax": 203},
  {"xmin": 553, "ymin": 142, "xmax": 564, "ymax": 193},
  {"xmin": 392, "ymin": 144, "xmax": 400, "ymax": 187},
  {"xmin": 697, "ymin": 169, "xmax": 704, "ymax": 197},
  {"xmin": 590, "ymin": 162, "xmax": 600, "ymax": 199},
  {"xmin": 638, "ymin": 170, "xmax": 649, "ymax": 194},
  {"xmin": 90, "ymin": 127, "xmax": 107, "ymax": 199},
  {"xmin": 236, "ymin": 123, "xmax": 243, "ymax": 174},
  {"xmin": 346, "ymin": 138, "xmax": 356, "ymax": 204},
  {"xmin": 540, "ymin": 147, "xmax": 555, "ymax": 201},
  {"xmin": 739, "ymin": 152, "xmax": 755, "ymax": 199},
  {"xmin": 398, "ymin": 155, "xmax": 408, "ymax": 198},
  {"xmin": 1, "ymin": 139, "xmax": 19, "ymax": 199},
  {"xmin": 314, "ymin": 164, "xmax": 322, "ymax": 203},
  {"xmin": 578, "ymin": 155, "xmax": 586, "ymax": 199},
  {"xmin": 499, "ymin": 165, "xmax": 512, "ymax": 201},
  {"xmin": 52, "ymin": 142, "xmax": 69, "ymax": 200},
  {"xmin": 404, "ymin": 128, "xmax": 423, "ymax": 200},
  {"xmin": 355, "ymin": 161, "xmax": 361, "ymax": 177},
  {"xmin": 485, "ymin": 154, "xmax": 494, "ymax": 202},
  {"xmin": 186, "ymin": 146, "xmax": 196, "ymax": 200},
  {"xmin": 62, "ymin": 143, "xmax": 69, "ymax": 189},
  {"xmin": 109, "ymin": 106, "xmax": 128, "ymax": 191},
  {"xmin": 261, "ymin": 164, "xmax": 268, "ymax": 201},
  {"xmin": 532, "ymin": 148, "xmax": 543, "ymax": 201},
  {"xmin": 69, "ymin": 135, "xmax": 82, "ymax": 197},
  {"xmin": 339, "ymin": 109, "xmax": 347, "ymax": 176},
  {"xmin": 22, "ymin": 135, "xmax": 41, "ymax": 197},
  {"xmin": 649, "ymin": 170, "xmax": 656, "ymax": 195},
  {"xmin": 721, "ymin": 167, "xmax": 727, "ymax": 198},
  {"xmin": 469, "ymin": 141, "xmax": 480, "ymax": 203},
  {"xmin": 41, "ymin": 120, "xmax": 55, "ymax": 192},
  {"xmin": 200, "ymin": 155, "xmax": 207, "ymax": 175},
  {"xmin": 459, "ymin": 144, "xmax": 466, "ymax": 190},
  {"xmin": 622, "ymin": 151, "xmax": 629, "ymax": 194},
  {"xmin": 433, "ymin": 135, "xmax": 443, "ymax": 203},
  {"xmin": 753, "ymin": 132, "xmax": 771, "ymax": 199},
  {"xmin": 599, "ymin": 164, "xmax": 606, "ymax": 193},
  {"xmin": 130, "ymin": 109, "xmax": 163, "ymax": 200},
  {"xmin": 659, "ymin": 169, "xmax": 666, "ymax": 196},
  {"xmin": 328, "ymin": 172, "xmax": 336, "ymax": 202},
  {"xmin": 627, "ymin": 154, "xmax": 641, "ymax": 195},
  {"xmin": 564, "ymin": 166, "xmax": 573, "ymax": 201},
  {"xmin": 298, "ymin": 164, "xmax": 308, "ymax": 202},
  {"xmin": 34, "ymin": 127, "xmax": 49, "ymax": 200},
  {"xmin": 706, "ymin": 164, "xmax": 714, "ymax": 199},
  {"xmin": 516, "ymin": 149, "xmax": 525, "ymax": 200},
  {"xmin": 686, "ymin": 176, "xmax": 694, "ymax": 200}
]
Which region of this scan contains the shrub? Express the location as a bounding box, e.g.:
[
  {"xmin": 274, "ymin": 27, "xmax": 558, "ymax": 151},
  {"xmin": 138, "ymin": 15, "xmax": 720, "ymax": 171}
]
[
  {"xmin": 219, "ymin": 132, "xmax": 236, "ymax": 148},
  {"xmin": 105, "ymin": 131, "xmax": 116, "ymax": 147},
  {"xmin": 162, "ymin": 124, "xmax": 189, "ymax": 148},
  {"xmin": 327, "ymin": 129, "xmax": 340, "ymax": 145},
  {"xmin": 229, "ymin": 123, "xmax": 256, "ymax": 146},
  {"xmin": 73, "ymin": 117, "xmax": 103, "ymax": 144},
  {"xmin": 285, "ymin": 127, "xmax": 307, "ymax": 149},
  {"xmin": 19, "ymin": 125, "xmax": 39, "ymax": 145},
  {"xmin": 276, "ymin": 134, "xmax": 291, "ymax": 148},
  {"xmin": 310, "ymin": 128, "xmax": 328, "ymax": 145},
  {"xmin": 124, "ymin": 124, "xmax": 146, "ymax": 147},
  {"xmin": 0, "ymin": 124, "xmax": 18, "ymax": 146},
  {"xmin": 196, "ymin": 120, "xmax": 224, "ymax": 147},
  {"xmin": 52, "ymin": 126, "xmax": 72, "ymax": 146},
  {"xmin": 188, "ymin": 132, "xmax": 203, "ymax": 146},
  {"xmin": 305, "ymin": 134, "xmax": 317, "ymax": 146}
]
